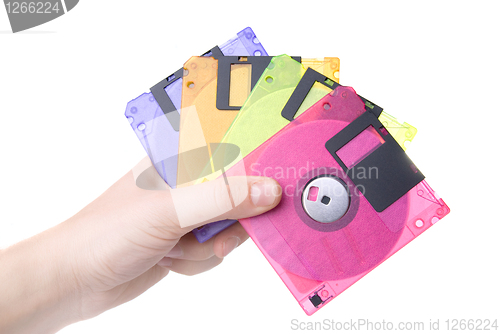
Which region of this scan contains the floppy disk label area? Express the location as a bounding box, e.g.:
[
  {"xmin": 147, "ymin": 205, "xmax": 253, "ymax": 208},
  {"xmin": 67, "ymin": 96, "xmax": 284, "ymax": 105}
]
[{"xmin": 325, "ymin": 112, "xmax": 425, "ymax": 212}]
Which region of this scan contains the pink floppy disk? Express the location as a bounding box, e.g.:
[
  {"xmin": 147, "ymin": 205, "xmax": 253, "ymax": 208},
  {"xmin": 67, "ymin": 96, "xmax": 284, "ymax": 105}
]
[{"xmin": 224, "ymin": 86, "xmax": 450, "ymax": 315}]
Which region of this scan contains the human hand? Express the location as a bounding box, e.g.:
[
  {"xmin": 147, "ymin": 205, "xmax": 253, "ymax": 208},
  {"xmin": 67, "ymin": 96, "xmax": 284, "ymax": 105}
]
[{"xmin": 0, "ymin": 158, "xmax": 282, "ymax": 334}]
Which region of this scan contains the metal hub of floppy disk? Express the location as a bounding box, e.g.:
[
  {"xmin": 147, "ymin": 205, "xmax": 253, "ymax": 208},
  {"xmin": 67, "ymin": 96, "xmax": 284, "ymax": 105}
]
[{"xmin": 301, "ymin": 175, "xmax": 350, "ymax": 223}]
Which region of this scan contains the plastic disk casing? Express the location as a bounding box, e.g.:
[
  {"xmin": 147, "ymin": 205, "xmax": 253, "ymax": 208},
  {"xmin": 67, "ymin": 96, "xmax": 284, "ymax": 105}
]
[
  {"xmin": 178, "ymin": 56, "xmax": 340, "ymax": 242},
  {"xmin": 221, "ymin": 85, "xmax": 449, "ymax": 315}
]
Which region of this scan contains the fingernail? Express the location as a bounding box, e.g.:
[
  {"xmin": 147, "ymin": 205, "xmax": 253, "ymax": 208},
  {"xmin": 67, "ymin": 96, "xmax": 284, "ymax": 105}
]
[
  {"xmin": 251, "ymin": 180, "xmax": 280, "ymax": 207},
  {"xmin": 166, "ymin": 245, "xmax": 183, "ymax": 258},
  {"xmin": 222, "ymin": 236, "xmax": 240, "ymax": 257},
  {"xmin": 158, "ymin": 257, "xmax": 173, "ymax": 268}
]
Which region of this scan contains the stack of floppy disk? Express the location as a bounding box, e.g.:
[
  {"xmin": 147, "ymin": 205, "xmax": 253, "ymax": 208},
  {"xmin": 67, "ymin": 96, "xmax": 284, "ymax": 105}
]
[{"xmin": 125, "ymin": 27, "xmax": 450, "ymax": 315}]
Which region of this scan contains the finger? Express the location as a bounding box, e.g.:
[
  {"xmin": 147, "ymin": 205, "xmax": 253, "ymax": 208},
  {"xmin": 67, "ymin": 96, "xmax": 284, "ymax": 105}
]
[
  {"xmin": 212, "ymin": 222, "xmax": 249, "ymax": 259},
  {"xmin": 163, "ymin": 232, "xmax": 216, "ymax": 261},
  {"xmin": 159, "ymin": 222, "xmax": 250, "ymax": 261},
  {"xmin": 157, "ymin": 256, "xmax": 223, "ymax": 276},
  {"xmin": 170, "ymin": 176, "xmax": 282, "ymax": 229}
]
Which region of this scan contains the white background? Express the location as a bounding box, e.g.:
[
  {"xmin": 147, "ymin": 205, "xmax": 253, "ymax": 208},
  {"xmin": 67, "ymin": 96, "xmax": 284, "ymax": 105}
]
[{"xmin": 1, "ymin": 1, "xmax": 499, "ymax": 333}]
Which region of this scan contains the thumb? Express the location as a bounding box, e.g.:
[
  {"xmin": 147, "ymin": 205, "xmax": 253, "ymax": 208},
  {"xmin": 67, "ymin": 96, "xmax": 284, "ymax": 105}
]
[{"xmin": 169, "ymin": 176, "xmax": 282, "ymax": 229}]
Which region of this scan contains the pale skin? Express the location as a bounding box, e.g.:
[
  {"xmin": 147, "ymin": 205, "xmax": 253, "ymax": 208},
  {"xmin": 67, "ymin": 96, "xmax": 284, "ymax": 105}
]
[{"xmin": 0, "ymin": 159, "xmax": 282, "ymax": 333}]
